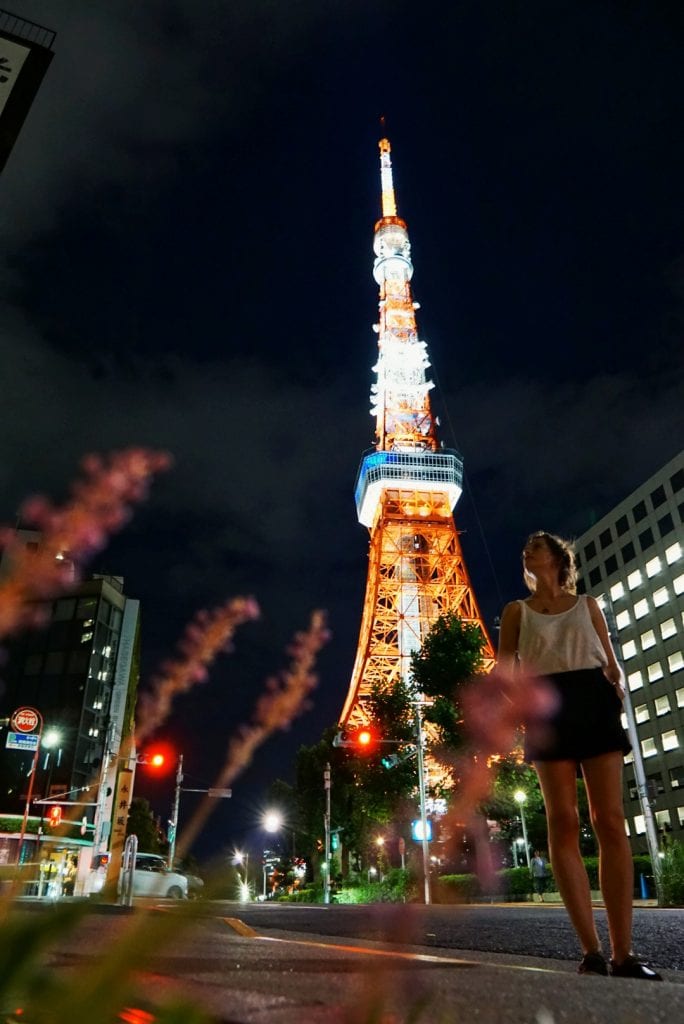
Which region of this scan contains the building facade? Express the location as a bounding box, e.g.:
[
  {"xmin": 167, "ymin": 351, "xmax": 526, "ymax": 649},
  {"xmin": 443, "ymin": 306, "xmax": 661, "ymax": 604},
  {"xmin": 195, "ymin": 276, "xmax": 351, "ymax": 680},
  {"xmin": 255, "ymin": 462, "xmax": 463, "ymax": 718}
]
[
  {"xmin": 0, "ymin": 532, "xmax": 140, "ymax": 895},
  {"xmin": 575, "ymin": 451, "xmax": 684, "ymax": 850}
]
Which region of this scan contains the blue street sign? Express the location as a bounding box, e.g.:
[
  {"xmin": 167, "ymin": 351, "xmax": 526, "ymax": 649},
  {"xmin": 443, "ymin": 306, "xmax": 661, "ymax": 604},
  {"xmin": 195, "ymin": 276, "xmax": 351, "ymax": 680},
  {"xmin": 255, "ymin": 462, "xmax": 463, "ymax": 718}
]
[{"xmin": 6, "ymin": 731, "xmax": 39, "ymax": 751}]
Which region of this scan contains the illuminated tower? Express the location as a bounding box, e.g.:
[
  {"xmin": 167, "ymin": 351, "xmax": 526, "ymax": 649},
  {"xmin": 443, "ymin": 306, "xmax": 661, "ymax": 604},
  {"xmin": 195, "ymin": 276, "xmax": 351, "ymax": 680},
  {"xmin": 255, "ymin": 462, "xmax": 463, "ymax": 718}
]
[{"xmin": 340, "ymin": 137, "xmax": 495, "ymax": 728}]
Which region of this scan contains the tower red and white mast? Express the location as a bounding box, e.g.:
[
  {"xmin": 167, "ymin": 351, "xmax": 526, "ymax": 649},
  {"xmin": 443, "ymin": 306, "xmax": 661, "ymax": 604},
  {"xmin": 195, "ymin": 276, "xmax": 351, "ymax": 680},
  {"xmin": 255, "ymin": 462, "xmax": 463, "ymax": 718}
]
[{"xmin": 340, "ymin": 137, "xmax": 494, "ymax": 728}]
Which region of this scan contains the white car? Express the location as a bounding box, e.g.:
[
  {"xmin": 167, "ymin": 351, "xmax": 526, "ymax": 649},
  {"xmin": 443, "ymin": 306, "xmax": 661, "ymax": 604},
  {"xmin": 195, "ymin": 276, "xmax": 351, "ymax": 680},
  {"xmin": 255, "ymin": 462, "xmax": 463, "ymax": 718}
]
[{"xmin": 122, "ymin": 853, "xmax": 188, "ymax": 899}]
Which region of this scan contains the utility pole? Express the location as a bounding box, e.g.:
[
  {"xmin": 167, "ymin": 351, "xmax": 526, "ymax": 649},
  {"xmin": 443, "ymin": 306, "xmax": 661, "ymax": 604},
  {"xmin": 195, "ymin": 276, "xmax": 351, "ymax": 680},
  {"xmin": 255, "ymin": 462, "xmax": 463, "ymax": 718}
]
[
  {"xmin": 167, "ymin": 754, "xmax": 184, "ymax": 869},
  {"xmin": 323, "ymin": 762, "xmax": 331, "ymax": 905},
  {"xmin": 414, "ymin": 702, "xmax": 431, "ymax": 905}
]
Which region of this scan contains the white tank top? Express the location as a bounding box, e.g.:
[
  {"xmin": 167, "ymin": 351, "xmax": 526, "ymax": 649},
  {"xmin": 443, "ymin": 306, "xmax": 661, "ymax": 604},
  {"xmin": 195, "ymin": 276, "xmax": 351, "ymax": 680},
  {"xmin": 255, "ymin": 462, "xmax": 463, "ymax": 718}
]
[{"xmin": 517, "ymin": 595, "xmax": 607, "ymax": 675}]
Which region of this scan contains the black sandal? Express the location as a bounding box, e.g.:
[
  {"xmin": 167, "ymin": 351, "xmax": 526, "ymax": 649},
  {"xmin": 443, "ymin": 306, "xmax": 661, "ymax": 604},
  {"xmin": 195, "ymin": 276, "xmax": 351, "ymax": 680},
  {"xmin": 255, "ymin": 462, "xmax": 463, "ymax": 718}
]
[
  {"xmin": 610, "ymin": 955, "xmax": 662, "ymax": 981},
  {"xmin": 578, "ymin": 951, "xmax": 608, "ymax": 976}
]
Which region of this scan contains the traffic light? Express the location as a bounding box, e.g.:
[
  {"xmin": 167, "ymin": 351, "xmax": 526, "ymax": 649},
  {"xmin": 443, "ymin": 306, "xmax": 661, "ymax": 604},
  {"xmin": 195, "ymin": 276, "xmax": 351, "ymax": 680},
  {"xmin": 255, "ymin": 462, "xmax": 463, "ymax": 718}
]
[
  {"xmin": 333, "ymin": 726, "xmax": 378, "ymax": 753},
  {"xmin": 141, "ymin": 743, "xmax": 174, "ymax": 773},
  {"xmin": 48, "ymin": 805, "xmax": 62, "ymax": 828}
]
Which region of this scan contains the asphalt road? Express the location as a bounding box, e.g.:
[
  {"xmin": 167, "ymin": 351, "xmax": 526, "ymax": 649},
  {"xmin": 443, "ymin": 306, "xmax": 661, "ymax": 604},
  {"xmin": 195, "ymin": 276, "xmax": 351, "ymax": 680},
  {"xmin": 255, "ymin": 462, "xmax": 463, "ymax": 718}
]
[
  {"xmin": 5, "ymin": 899, "xmax": 683, "ymax": 1024},
  {"xmin": 229, "ymin": 900, "xmax": 684, "ymax": 970}
]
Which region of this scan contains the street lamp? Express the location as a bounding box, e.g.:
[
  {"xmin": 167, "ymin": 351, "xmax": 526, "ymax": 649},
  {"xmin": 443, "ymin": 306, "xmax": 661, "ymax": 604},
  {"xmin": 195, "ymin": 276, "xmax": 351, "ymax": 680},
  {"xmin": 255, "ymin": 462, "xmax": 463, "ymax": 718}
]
[
  {"xmin": 514, "ymin": 790, "xmax": 531, "ymax": 870},
  {"xmin": 262, "ymin": 810, "xmax": 283, "ymax": 834},
  {"xmin": 233, "ymin": 850, "xmax": 250, "ymax": 902}
]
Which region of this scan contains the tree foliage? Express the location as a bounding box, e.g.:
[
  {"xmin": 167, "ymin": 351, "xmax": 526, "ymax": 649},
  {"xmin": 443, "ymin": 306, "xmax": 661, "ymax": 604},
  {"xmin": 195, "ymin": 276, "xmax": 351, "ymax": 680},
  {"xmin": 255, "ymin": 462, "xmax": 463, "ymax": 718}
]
[
  {"xmin": 410, "ymin": 612, "xmax": 488, "ymax": 750},
  {"xmin": 126, "ymin": 796, "xmax": 163, "ymax": 853}
]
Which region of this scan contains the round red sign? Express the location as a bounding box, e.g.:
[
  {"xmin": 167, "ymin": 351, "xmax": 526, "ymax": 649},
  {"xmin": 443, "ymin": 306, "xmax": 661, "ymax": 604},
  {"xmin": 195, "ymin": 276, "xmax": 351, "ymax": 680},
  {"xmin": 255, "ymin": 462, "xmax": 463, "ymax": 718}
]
[{"xmin": 11, "ymin": 707, "xmax": 40, "ymax": 734}]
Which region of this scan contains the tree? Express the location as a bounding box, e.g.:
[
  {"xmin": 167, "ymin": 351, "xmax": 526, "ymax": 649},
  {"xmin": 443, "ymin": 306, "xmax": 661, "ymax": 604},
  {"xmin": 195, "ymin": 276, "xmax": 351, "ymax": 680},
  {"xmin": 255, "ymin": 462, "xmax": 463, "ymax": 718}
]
[{"xmin": 126, "ymin": 797, "xmax": 164, "ymax": 854}]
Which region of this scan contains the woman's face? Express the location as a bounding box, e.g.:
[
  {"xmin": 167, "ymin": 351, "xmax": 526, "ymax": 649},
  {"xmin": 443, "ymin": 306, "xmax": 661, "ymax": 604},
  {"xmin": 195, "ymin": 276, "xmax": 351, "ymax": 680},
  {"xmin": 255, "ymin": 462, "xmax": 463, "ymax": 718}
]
[{"xmin": 522, "ymin": 536, "xmax": 560, "ymax": 578}]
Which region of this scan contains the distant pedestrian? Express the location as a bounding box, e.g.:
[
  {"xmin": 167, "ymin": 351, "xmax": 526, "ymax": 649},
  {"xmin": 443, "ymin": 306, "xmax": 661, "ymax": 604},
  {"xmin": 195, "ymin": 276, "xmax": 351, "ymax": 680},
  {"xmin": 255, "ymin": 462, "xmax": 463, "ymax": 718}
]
[
  {"xmin": 531, "ymin": 851, "xmax": 549, "ymax": 902},
  {"xmin": 497, "ymin": 531, "xmax": 662, "ymax": 980}
]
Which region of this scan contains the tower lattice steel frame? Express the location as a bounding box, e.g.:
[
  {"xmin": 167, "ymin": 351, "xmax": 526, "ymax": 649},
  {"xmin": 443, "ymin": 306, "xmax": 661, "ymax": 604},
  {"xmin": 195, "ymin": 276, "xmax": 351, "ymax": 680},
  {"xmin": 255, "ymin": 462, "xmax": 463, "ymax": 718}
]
[{"xmin": 340, "ymin": 137, "xmax": 495, "ymax": 729}]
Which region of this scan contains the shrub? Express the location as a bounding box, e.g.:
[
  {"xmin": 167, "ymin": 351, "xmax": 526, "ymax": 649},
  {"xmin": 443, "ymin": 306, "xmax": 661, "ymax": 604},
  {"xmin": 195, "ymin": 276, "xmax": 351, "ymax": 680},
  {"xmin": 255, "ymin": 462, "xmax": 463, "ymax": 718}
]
[
  {"xmin": 436, "ymin": 873, "xmax": 482, "ymax": 902},
  {"xmin": 659, "ymin": 839, "xmax": 684, "ymax": 907}
]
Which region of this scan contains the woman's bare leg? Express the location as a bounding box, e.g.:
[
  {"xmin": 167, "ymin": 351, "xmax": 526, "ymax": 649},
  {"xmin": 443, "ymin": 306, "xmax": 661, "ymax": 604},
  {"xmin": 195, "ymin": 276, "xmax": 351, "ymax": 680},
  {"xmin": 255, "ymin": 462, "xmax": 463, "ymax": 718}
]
[
  {"xmin": 582, "ymin": 752, "xmax": 633, "ymax": 964},
  {"xmin": 535, "ymin": 760, "xmax": 601, "ymax": 955}
]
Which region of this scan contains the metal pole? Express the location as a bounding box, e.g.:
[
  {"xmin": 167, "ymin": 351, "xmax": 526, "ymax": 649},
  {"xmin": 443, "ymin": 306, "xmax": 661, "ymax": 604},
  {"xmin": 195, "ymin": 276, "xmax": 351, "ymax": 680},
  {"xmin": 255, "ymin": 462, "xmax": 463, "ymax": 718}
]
[
  {"xmin": 15, "ymin": 713, "xmax": 44, "ymax": 866},
  {"xmin": 414, "ymin": 703, "xmax": 431, "ymax": 905},
  {"xmin": 603, "ymin": 599, "xmax": 663, "ymax": 903},
  {"xmin": 167, "ymin": 753, "xmax": 184, "ymax": 869},
  {"xmin": 323, "ymin": 762, "xmax": 331, "ymax": 904},
  {"xmin": 518, "ymin": 801, "xmax": 531, "ymax": 870}
]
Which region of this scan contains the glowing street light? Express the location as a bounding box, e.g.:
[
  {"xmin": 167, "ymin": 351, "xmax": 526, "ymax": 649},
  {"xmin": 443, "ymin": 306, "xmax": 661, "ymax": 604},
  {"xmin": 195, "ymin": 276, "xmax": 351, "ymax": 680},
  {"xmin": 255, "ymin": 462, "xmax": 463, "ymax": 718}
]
[
  {"xmin": 514, "ymin": 790, "xmax": 531, "ymax": 870},
  {"xmin": 262, "ymin": 810, "xmax": 283, "ymax": 833}
]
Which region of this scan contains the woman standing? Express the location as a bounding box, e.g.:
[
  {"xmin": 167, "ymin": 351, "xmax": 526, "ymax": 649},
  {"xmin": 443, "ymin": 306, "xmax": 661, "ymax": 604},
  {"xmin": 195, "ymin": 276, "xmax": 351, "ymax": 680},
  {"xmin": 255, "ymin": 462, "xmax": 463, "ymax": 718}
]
[{"xmin": 498, "ymin": 531, "xmax": 661, "ymax": 980}]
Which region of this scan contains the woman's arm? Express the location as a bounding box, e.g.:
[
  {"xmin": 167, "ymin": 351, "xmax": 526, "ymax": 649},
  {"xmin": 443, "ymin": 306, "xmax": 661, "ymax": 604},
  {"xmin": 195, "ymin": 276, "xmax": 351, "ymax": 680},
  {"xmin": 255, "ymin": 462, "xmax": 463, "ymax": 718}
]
[
  {"xmin": 586, "ymin": 596, "xmax": 625, "ymax": 697},
  {"xmin": 497, "ymin": 601, "xmax": 521, "ymax": 668}
]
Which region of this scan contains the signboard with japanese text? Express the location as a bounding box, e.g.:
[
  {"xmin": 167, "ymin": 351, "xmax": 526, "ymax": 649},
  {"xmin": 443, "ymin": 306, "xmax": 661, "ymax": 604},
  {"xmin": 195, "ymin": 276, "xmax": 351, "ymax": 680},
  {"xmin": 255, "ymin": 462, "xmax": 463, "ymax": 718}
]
[{"xmin": 6, "ymin": 731, "xmax": 39, "ymax": 751}]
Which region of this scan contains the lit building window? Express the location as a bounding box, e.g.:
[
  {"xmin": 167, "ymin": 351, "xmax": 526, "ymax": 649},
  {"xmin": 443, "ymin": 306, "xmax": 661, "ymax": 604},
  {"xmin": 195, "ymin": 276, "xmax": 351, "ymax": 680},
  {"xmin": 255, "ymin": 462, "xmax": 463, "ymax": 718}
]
[
  {"xmin": 633, "ymin": 814, "xmax": 646, "ymax": 834},
  {"xmin": 661, "ymin": 730, "xmax": 679, "ymax": 752},
  {"xmin": 668, "ymin": 651, "xmax": 684, "ymax": 673},
  {"xmin": 627, "ymin": 670, "xmax": 643, "ymax": 691},
  {"xmin": 677, "ymin": 687, "xmax": 684, "ymax": 709},
  {"xmin": 627, "ymin": 570, "xmax": 642, "ymax": 590},
  {"xmin": 624, "ymin": 750, "xmax": 634, "ymax": 764},
  {"xmin": 652, "ymin": 587, "xmax": 669, "ymax": 608},
  {"xmin": 610, "ymin": 581, "xmax": 625, "ymax": 601},
  {"xmin": 655, "ymin": 810, "xmax": 672, "ymax": 832},
  {"xmin": 634, "ymin": 704, "xmax": 649, "ymax": 723},
  {"xmin": 81, "ymin": 631, "xmax": 93, "ymax": 644},
  {"xmin": 645, "ymin": 556, "xmax": 661, "ymax": 578},
  {"xmin": 641, "ymin": 737, "xmax": 657, "ymax": 758},
  {"xmin": 640, "ymin": 629, "xmax": 656, "ymax": 650},
  {"xmin": 673, "ymin": 573, "xmax": 684, "ymax": 596},
  {"xmin": 634, "ymin": 599, "xmax": 649, "ymax": 619},
  {"xmin": 622, "ymin": 640, "xmax": 637, "ymax": 659},
  {"xmin": 660, "ymin": 617, "xmax": 676, "ymax": 639},
  {"xmin": 647, "ymin": 662, "xmax": 664, "ymax": 682},
  {"xmin": 655, "ymin": 695, "xmax": 671, "ymax": 716},
  {"xmin": 679, "ymin": 808, "xmax": 684, "ymax": 828},
  {"xmin": 665, "ymin": 541, "xmax": 682, "ymax": 565},
  {"xmin": 616, "ymin": 609, "xmax": 630, "ymax": 629}
]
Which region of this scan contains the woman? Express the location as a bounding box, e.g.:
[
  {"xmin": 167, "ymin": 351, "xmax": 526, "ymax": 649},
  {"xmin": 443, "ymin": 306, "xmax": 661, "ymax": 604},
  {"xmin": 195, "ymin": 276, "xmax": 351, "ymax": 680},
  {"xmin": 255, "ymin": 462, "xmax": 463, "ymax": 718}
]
[{"xmin": 498, "ymin": 531, "xmax": 661, "ymax": 980}]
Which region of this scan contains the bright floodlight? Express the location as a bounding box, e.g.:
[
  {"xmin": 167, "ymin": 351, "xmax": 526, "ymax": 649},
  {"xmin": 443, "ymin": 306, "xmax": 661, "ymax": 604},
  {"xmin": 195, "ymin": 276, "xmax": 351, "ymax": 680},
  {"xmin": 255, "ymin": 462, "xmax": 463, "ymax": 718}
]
[
  {"xmin": 42, "ymin": 729, "xmax": 62, "ymax": 749},
  {"xmin": 513, "ymin": 790, "xmax": 527, "ymax": 805},
  {"xmin": 262, "ymin": 810, "xmax": 283, "ymax": 833}
]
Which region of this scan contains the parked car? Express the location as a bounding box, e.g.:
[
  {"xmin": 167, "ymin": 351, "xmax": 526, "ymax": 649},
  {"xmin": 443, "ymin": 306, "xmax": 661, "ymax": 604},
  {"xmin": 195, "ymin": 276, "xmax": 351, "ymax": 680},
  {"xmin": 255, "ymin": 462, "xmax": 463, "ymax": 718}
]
[
  {"xmin": 177, "ymin": 870, "xmax": 204, "ymax": 899},
  {"xmin": 119, "ymin": 853, "xmax": 188, "ymax": 899}
]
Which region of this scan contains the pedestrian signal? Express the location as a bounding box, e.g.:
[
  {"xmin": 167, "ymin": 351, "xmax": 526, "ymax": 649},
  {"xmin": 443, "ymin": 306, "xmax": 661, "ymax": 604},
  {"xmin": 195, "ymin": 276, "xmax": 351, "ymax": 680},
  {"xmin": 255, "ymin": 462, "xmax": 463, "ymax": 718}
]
[{"xmin": 48, "ymin": 805, "xmax": 62, "ymax": 828}]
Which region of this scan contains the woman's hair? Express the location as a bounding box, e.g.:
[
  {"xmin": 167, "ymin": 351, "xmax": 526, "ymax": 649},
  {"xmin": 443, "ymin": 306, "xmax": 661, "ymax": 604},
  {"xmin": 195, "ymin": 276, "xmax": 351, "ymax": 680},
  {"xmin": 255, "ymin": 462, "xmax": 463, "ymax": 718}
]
[{"xmin": 523, "ymin": 531, "xmax": 577, "ymax": 594}]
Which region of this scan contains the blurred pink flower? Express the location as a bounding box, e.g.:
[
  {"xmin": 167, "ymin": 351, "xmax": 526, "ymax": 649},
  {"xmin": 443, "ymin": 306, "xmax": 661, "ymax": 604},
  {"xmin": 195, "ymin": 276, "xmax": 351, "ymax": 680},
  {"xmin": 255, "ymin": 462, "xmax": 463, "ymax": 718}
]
[
  {"xmin": 135, "ymin": 596, "xmax": 261, "ymax": 744},
  {"xmin": 0, "ymin": 449, "xmax": 171, "ymax": 639}
]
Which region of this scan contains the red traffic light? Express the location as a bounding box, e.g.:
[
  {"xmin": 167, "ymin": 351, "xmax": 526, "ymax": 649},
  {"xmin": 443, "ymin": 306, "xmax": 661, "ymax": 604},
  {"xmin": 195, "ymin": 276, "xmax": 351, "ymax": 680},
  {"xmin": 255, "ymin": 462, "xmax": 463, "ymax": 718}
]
[
  {"xmin": 141, "ymin": 743, "xmax": 174, "ymax": 772},
  {"xmin": 356, "ymin": 728, "xmax": 374, "ymax": 748},
  {"xmin": 48, "ymin": 806, "xmax": 62, "ymax": 827}
]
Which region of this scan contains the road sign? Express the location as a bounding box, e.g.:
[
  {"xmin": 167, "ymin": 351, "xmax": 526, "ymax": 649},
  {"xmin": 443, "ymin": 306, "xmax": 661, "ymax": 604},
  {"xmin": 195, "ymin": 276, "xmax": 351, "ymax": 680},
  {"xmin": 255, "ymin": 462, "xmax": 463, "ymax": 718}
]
[
  {"xmin": 6, "ymin": 732, "xmax": 40, "ymax": 751},
  {"xmin": 11, "ymin": 707, "xmax": 40, "ymax": 733},
  {"xmin": 207, "ymin": 788, "xmax": 232, "ymax": 798}
]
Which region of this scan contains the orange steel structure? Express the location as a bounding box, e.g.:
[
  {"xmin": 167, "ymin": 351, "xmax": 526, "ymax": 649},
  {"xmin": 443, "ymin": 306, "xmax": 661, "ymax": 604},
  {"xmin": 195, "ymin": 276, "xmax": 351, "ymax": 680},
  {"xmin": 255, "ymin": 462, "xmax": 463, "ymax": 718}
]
[{"xmin": 339, "ymin": 137, "xmax": 495, "ymax": 729}]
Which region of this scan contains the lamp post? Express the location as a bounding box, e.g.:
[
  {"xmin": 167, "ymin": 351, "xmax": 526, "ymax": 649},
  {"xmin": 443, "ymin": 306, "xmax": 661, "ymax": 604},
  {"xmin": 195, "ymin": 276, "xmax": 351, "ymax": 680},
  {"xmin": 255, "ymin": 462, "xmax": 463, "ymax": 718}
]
[
  {"xmin": 262, "ymin": 809, "xmax": 283, "ymax": 900},
  {"xmin": 233, "ymin": 850, "xmax": 250, "ymax": 901},
  {"xmin": 36, "ymin": 729, "xmax": 62, "ymax": 879},
  {"xmin": 514, "ymin": 790, "xmax": 531, "ymax": 869}
]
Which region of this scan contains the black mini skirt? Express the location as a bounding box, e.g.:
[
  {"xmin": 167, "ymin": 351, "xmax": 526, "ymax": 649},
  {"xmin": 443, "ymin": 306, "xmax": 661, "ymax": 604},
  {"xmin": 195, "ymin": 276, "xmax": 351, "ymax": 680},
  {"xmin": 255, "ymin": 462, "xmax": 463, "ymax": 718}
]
[{"xmin": 524, "ymin": 666, "xmax": 632, "ymax": 764}]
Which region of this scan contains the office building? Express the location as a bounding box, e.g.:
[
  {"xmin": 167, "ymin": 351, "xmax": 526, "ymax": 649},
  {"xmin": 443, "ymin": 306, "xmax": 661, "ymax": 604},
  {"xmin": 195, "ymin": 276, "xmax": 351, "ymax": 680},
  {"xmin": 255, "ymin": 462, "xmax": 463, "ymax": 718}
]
[{"xmin": 575, "ymin": 451, "xmax": 684, "ymax": 849}]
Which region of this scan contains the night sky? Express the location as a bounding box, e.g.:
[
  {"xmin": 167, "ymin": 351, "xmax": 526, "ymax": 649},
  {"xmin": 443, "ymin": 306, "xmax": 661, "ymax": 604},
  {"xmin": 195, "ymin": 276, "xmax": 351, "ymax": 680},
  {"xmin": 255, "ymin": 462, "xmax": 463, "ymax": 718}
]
[{"xmin": 2, "ymin": 1, "xmax": 683, "ymax": 859}]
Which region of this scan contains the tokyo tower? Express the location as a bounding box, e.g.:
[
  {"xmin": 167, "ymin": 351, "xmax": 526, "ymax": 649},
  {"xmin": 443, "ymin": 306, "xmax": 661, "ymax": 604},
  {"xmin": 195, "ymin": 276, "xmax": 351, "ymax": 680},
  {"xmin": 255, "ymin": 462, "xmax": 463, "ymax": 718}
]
[{"xmin": 339, "ymin": 137, "xmax": 495, "ymax": 730}]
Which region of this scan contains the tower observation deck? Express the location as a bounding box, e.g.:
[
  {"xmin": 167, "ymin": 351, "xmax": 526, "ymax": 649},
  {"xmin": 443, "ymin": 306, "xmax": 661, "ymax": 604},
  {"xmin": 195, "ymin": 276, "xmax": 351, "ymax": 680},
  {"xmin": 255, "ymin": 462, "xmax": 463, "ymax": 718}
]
[{"xmin": 339, "ymin": 137, "xmax": 495, "ymax": 728}]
